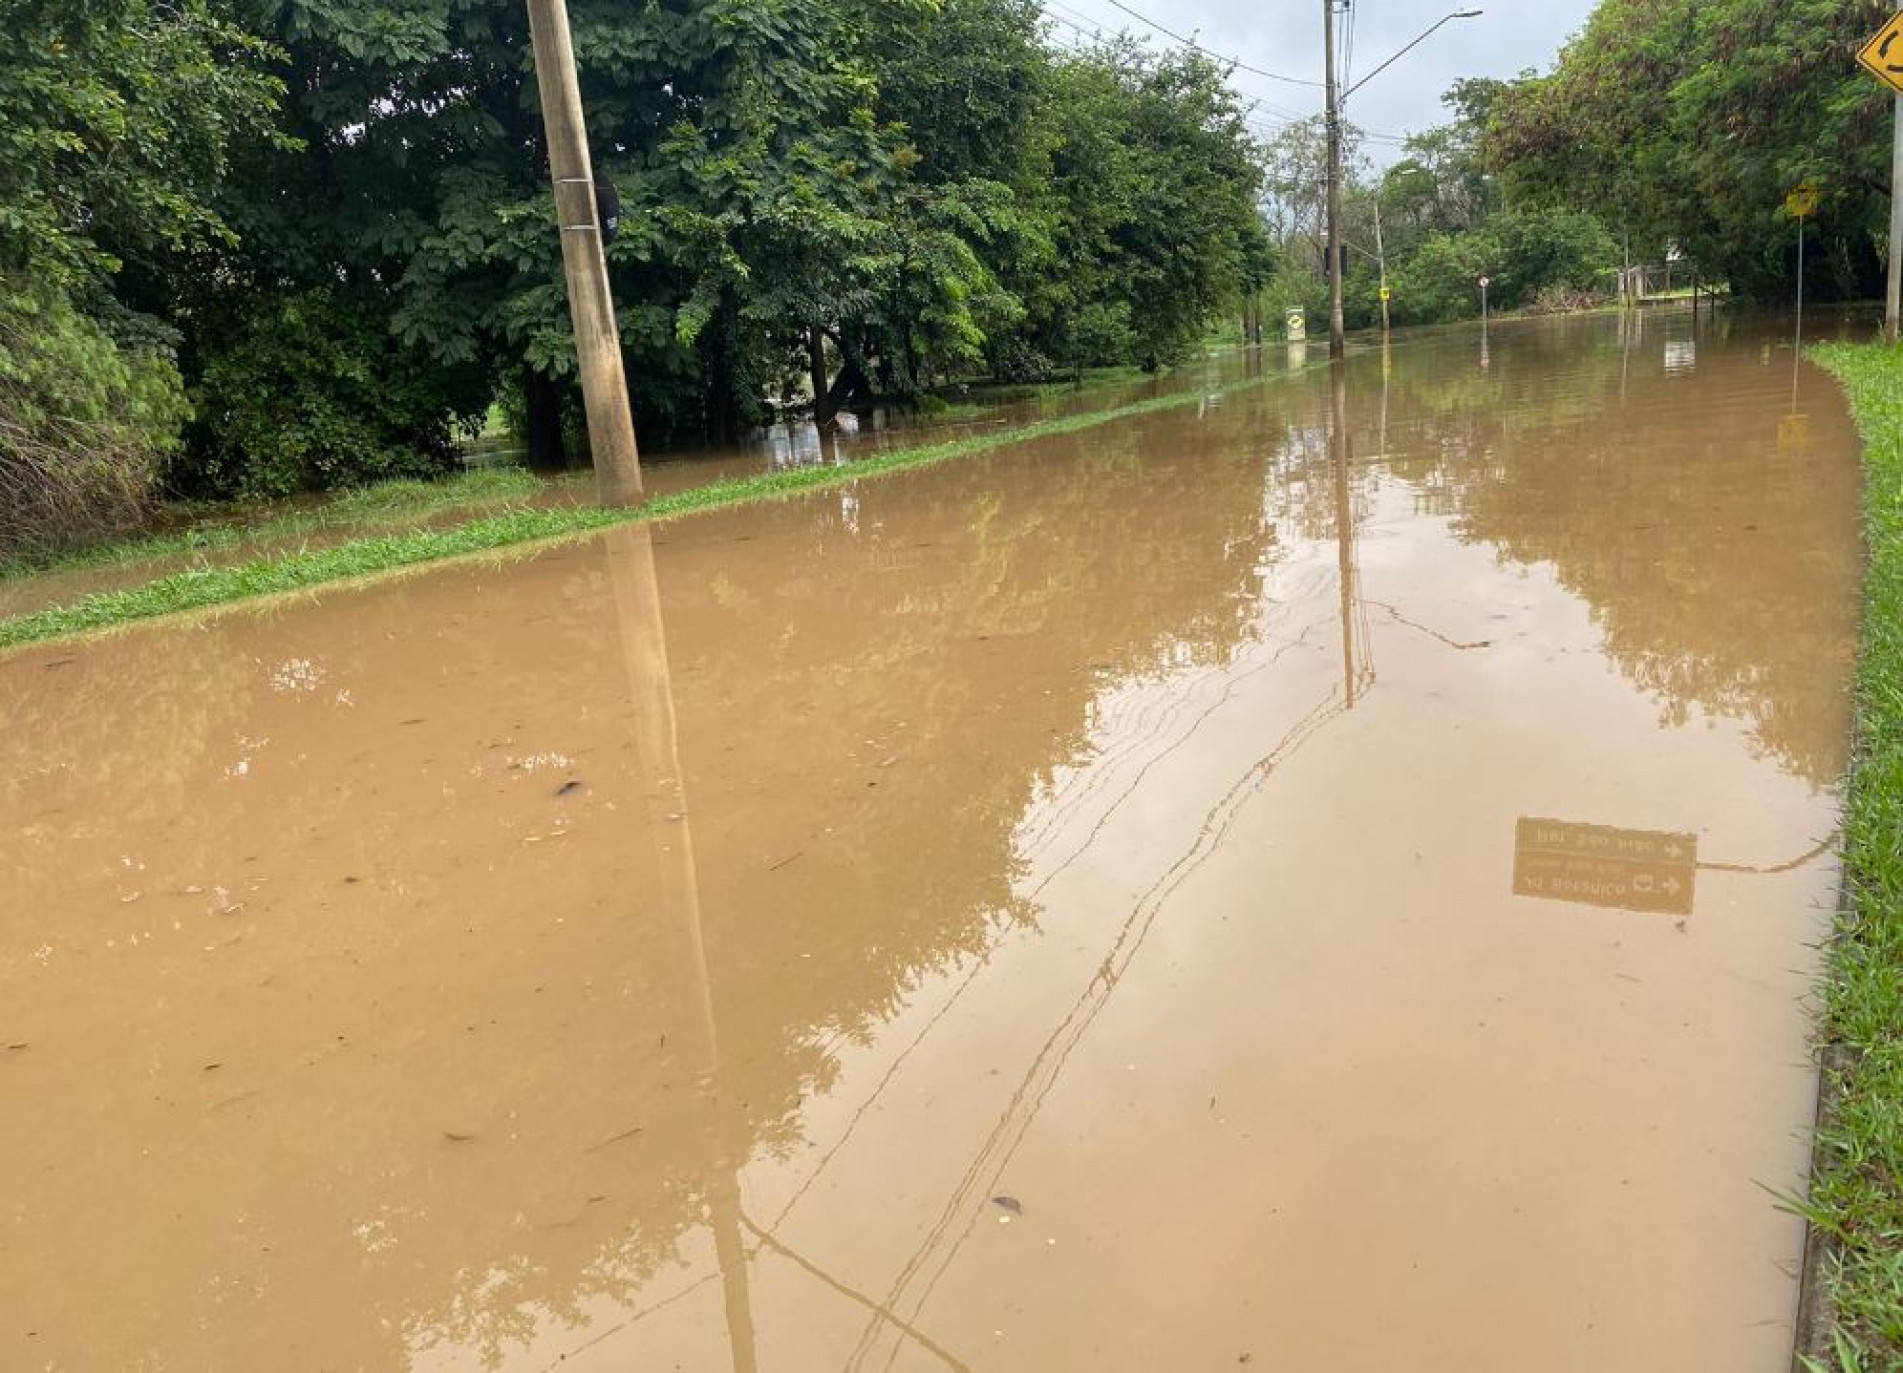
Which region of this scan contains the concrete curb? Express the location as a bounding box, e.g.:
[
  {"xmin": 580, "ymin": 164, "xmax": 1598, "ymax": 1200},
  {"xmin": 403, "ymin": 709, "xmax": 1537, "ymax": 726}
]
[
  {"xmin": 1793, "ymin": 1039, "xmax": 1857, "ymax": 1372},
  {"xmin": 1790, "ymin": 790, "xmax": 1866, "ymax": 1373}
]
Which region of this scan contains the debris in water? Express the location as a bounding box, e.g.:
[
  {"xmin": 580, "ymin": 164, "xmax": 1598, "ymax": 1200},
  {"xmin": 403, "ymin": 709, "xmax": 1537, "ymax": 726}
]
[
  {"xmin": 555, "ymin": 780, "xmax": 584, "ymax": 797},
  {"xmin": 990, "ymin": 1196, "xmax": 1023, "ymax": 1215},
  {"xmin": 586, "ymin": 1126, "xmax": 646, "ymax": 1153},
  {"xmin": 443, "ymin": 1131, "xmax": 476, "ymax": 1143},
  {"xmin": 768, "ymin": 853, "xmax": 803, "ymax": 872}
]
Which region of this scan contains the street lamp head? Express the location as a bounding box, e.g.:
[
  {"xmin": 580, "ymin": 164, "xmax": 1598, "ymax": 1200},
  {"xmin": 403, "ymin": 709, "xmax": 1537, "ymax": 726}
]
[{"xmin": 1453, "ymin": 8, "xmax": 1483, "ymax": 17}]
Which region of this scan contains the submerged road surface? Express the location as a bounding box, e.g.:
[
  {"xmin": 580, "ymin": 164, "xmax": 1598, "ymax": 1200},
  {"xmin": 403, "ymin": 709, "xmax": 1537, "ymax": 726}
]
[{"xmin": 0, "ymin": 311, "xmax": 1865, "ymax": 1371}]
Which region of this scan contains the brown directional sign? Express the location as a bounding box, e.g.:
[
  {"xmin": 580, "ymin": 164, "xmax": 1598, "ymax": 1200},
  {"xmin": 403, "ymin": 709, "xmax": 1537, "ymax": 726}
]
[
  {"xmin": 1512, "ymin": 818, "xmax": 1698, "ymax": 916},
  {"xmin": 1859, "ymin": 11, "xmax": 1903, "ymax": 96}
]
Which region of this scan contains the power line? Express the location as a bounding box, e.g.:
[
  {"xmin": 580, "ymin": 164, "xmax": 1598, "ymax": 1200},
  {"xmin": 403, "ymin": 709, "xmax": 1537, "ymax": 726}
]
[{"xmin": 1052, "ymin": 0, "xmax": 1327, "ymax": 88}]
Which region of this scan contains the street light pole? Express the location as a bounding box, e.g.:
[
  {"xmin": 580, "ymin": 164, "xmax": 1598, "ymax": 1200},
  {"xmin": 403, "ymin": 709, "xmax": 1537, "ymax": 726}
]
[
  {"xmin": 525, "ymin": 0, "xmax": 644, "ymax": 508},
  {"xmin": 1324, "ymin": 6, "xmax": 1483, "ymax": 358},
  {"xmin": 1323, "ymin": 0, "xmax": 1345, "ymax": 359}
]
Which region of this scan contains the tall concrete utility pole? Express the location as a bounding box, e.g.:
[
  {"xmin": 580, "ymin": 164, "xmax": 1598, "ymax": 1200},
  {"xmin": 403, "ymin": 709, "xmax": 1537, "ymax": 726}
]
[
  {"xmin": 1323, "ymin": 0, "xmax": 1346, "ymax": 359},
  {"xmin": 526, "ymin": 0, "xmax": 644, "ymax": 507},
  {"xmin": 1325, "ymin": 8, "xmax": 1482, "ymax": 358}
]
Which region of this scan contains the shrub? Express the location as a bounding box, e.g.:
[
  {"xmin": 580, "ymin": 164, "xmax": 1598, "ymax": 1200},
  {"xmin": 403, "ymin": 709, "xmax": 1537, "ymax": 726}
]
[
  {"xmin": 0, "ymin": 280, "xmax": 186, "ymax": 557},
  {"xmin": 180, "ymin": 290, "xmax": 473, "ymax": 499}
]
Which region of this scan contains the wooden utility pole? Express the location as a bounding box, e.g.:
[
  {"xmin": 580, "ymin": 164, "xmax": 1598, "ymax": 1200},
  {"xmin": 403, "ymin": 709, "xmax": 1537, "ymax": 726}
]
[
  {"xmin": 1323, "ymin": 0, "xmax": 1346, "ymax": 358},
  {"xmin": 526, "ymin": 0, "xmax": 644, "ymax": 507}
]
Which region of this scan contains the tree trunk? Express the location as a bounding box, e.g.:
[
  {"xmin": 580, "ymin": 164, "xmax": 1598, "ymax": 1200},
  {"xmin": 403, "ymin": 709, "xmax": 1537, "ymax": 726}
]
[
  {"xmin": 524, "ymin": 367, "xmax": 567, "ymax": 471},
  {"xmin": 809, "ymin": 326, "xmax": 834, "ymax": 428}
]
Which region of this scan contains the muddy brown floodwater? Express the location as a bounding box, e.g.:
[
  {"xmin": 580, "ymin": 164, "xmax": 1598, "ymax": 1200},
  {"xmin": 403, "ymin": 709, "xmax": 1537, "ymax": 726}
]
[{"xmin": 0, "ymin": 310, "xmax": 1866, "ymax": 1371}]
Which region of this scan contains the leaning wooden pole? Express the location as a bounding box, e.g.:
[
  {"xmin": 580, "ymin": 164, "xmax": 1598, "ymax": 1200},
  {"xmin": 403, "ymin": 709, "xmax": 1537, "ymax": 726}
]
[{"xmin": 525, "ymin": 0, "xmax": 644, "ymax": 507}]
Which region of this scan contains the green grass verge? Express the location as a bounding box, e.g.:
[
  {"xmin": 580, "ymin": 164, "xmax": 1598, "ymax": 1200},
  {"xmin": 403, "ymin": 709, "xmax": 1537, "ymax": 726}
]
[
  {"xmin": 0, "ymin": 372, "xmax": 1284, "ymax": 651},
  {"xmin": 0, "ymin": 467, "xmax": 550, "ymax": 582},
  {"xmin": 1801, "ymin": 342, "xmax": 1903, "ymax": 1372}
]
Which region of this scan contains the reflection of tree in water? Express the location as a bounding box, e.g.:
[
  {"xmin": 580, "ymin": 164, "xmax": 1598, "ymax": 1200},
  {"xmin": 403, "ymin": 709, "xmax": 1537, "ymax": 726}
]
[
  {"xmin": 446, "ymin": 392, "xmax": 1287, "ymax": 1363},
  {"xmin": 1361, "ymin": 314, "xmax": 1859, "ymax": 788}
]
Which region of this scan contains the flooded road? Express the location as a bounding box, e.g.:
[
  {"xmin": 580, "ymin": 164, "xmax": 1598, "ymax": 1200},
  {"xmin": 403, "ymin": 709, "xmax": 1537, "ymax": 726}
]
[
  {"xmin": 0, "ymin": 310, "xmax": 1864, "ymax": 1370},
  {"xmin": 0, "ymin": 351, "xmax": 1256, "ymax": 624}
]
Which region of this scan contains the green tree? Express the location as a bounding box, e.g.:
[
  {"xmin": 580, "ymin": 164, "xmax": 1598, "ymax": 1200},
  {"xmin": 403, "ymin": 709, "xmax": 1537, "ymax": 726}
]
[
  {"xmin": 1488, "ymin": 0, "xmax": 1896, "ymax": 300},
  {"xmin": 0, "ymin": 0, "xmax": 281, "ymax": 541}
]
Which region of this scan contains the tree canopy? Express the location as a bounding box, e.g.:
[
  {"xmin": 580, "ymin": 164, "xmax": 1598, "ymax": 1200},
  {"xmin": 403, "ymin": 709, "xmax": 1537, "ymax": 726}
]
[{"xmin": 0, "ymin": 0, "xmax": 1275, "ymax": 516}]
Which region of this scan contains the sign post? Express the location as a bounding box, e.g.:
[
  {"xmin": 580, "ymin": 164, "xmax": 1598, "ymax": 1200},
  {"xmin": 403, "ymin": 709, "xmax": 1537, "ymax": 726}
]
[{"xmin": 1857, "ymin": 11, "xmax": 1903, "ymax": 343}]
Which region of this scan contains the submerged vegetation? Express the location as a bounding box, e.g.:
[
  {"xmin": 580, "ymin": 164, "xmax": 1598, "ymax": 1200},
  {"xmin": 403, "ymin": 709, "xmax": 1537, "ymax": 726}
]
[{"xmin": 1805, "ymin": 342, "xmax": 1903, "ymax": 1372}]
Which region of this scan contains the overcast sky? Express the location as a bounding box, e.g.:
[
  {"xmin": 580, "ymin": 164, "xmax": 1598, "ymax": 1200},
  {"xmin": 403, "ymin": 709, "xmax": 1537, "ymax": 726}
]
[{"xmin": 1042, "ymin": 0, "xmax": 1602, "ymax": 161}]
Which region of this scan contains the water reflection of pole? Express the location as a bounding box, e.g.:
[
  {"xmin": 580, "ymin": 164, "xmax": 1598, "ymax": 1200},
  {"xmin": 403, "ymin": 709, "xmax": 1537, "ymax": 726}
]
[
  {"xmin": 603, "ymin": 523, "xmax": 759, "ymax": 1373},
  {"xmin": 1620, "ymin": 306, "xmax": 1630, "ymax": 405},
  {"xmin": 1330, "ymin": 357, "xmax": 1357, "ymax": 710}
]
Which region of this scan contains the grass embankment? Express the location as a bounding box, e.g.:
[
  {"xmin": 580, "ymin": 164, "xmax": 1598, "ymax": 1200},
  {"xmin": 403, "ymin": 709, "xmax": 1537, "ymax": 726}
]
[
  {"xmin": 0, "ymin": 467, "xmax": 552, "ymax": 581},
  {"xmin": 1801, "ymin": 342, "xmax": 1903, "ymax": 1372},
  {"xmin": 0, "ymin": 375, "xmax": 1271, "ymax": 651}
]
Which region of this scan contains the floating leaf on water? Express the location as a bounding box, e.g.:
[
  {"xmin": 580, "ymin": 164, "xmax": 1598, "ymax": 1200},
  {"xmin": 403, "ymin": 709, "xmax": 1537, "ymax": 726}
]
[{"xmin": 990, "ymin": 1196, "xmax": 1023, "ymax": 1215}]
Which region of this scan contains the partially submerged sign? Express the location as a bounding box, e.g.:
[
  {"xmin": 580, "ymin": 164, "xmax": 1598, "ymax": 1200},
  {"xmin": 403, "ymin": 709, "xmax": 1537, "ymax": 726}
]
[
  {"xmin": 1512, "ymin": 817, "xmax": 1697, "ymax": 916},
  {"xmin": 1859, "ymin": 11, "xmax": 1903, "ymax": 95}
]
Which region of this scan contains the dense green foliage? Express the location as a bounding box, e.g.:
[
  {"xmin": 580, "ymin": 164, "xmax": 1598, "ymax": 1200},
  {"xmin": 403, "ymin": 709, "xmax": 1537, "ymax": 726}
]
[
  {"xmin": 0, "ymin": 280, "xmax": 188, "ymax": 554},
  {"xmin": 0, "ymin": 0, "xmax": 281, "ymax": 548},
  {"xmin": 1259, "ymin": 80, "xmax": 1619, "ymax": 331},
  {"xmin": 0, "ymin": 0, "xmax": 1269, "ymax": 533},
  {"xmin": 1488, "ymin": 0, "xmax": 1895, "ymax": 302},
  {"xmin": 1807, "ymin": 343, "xmax": 1903, "ymax": 1373},
  {"xmin": 184, "ymin": 290, "xmax": 469, "ymax": 498},
  {"xmin": 1263, "ymin": 0, "xmax": 1898, "ymax": 332}
]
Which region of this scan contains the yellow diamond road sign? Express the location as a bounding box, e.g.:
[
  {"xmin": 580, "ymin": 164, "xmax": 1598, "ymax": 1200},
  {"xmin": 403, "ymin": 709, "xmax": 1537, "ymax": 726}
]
[
  {"xmin": 1787, "ymin": 181, "xmax": 1821, "ymax": 219},
  {"xmin": 1859, "ymin": 10, "xmax": 1903, "ymax": 95}
]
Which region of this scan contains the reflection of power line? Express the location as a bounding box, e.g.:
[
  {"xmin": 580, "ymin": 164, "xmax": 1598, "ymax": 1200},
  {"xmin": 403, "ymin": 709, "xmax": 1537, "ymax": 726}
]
[
  {"xmin": 764, "ymin": 629, "xmax": 1335, "ymax": 1247},
  {"xmin": 842, "ymin": 683, "xmax": 1362, "ymax": 1370},
  {"xmin": 1026, "ymin": 621, "xmax": 1329, "ymax": 895},
  {"xmin": 1698, "ymin": 833, "xmax": 1838, "ymax": 876},
  {"xmin": 740, "ymin": 1213, "xmax": 974, "ymax": 1371}
]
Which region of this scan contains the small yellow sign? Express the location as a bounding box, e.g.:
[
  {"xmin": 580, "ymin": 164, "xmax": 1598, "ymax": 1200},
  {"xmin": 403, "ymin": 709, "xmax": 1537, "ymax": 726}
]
[
  {"xmin": 1858, "ymin": 10, "xmax": 1903, "ymax": 95},
  {"xmin": 1379, "ymin": 286, "xmax": 1392, "ymax": 302},
  {"xmin": 1786, "ymin": 180, "xmax": 1822, "ymax": 219}
]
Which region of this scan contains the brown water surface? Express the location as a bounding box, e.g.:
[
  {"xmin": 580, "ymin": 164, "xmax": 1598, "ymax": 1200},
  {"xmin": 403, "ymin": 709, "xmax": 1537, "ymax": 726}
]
[{"xmin": 0, "ymin": 310, "xmax": 1864, "ymax": 1371}]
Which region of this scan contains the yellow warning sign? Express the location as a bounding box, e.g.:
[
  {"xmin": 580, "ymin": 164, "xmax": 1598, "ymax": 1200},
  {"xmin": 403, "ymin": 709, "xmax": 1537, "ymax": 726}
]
[
  {"xmin": 1379, "ymin": 286, "xmax": 1392, "ymax": 302},
  {"xmin": 1786, "ymin": 180, "xmax": 1822, "ymax": 220},
  {"xmin": 1858, "ymin": 11, "xmax": 1903, "ymax": 95}
]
